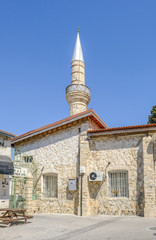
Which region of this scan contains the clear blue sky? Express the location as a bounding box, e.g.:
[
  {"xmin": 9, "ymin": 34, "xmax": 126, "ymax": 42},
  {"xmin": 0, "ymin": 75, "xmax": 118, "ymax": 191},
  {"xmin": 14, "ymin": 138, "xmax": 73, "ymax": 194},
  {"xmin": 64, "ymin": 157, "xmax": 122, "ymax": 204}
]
[{"xmin": 0, "ymin": 0, "xmax": 156, "ymax": 135}]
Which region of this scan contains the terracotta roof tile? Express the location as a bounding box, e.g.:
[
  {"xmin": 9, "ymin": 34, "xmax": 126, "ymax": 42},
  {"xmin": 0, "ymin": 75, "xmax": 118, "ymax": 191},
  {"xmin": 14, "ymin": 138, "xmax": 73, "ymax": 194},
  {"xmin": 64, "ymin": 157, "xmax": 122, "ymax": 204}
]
[
  {"xmin": 88, "ymin": 123, "xmax": 156, "ymax": 134},
  {"xmin": 12, "ymin": 109, "xmax": 108, "ymax": 144},
  {"xmin": 0, "ymin": 129, "xmax": 16, "ymax": 138}
]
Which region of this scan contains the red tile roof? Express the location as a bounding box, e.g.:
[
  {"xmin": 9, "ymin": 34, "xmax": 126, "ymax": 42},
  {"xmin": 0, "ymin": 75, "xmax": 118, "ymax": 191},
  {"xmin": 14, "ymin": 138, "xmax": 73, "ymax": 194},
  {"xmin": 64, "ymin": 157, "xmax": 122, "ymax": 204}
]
[
  {"xmin": 88, "ymin": 123, "xmax": 156, "ymax": 135},
  {"xmin": 12, "ymin": 109, "xmax": 108, "ymax": 144},
  {"xmin": 0, "ymin": 129, "xmax": 16, "ymax": 138}
]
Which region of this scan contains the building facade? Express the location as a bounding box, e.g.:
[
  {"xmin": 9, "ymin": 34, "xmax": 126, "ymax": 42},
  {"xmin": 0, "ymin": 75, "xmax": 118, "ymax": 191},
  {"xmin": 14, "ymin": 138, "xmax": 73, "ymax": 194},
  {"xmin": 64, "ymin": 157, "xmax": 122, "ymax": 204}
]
[
  {"xmin": 11, "ymin": 30, "xmax": 156, "ymax": 217},
  {"xmin": 0, "ymin": 129, "xmax": 16, "ymax": 208}
]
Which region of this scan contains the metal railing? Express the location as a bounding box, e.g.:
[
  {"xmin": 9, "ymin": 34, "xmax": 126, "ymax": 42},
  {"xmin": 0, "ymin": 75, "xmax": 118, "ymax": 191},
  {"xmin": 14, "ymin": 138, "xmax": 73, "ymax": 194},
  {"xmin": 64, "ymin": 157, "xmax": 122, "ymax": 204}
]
[{"xmin": 66, "ymin": 84, "xmax": 90, "ymax": 95}]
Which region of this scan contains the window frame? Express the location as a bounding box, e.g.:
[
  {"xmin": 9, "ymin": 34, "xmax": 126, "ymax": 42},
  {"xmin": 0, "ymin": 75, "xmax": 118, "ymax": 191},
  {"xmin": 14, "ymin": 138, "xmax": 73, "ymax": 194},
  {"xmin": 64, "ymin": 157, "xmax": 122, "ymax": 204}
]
[
  {"xmin": 23, "ymin": 156, "xmax": 33, "ymax": 163},
  {"xmin": 109, "ymin": 171, "xmax": 129, "ymax": 198},
  {"xmin": 43, "ymin": 173, "xmax": 58, "ymax": 199}
]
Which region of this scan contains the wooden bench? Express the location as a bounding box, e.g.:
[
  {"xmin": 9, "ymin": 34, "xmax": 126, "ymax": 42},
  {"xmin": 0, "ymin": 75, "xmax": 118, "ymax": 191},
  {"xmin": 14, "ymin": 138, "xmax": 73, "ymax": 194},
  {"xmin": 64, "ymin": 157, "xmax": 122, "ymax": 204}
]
[{"xmin": 0, "ymin": 208, "xmax": 33, "ymax": 227}]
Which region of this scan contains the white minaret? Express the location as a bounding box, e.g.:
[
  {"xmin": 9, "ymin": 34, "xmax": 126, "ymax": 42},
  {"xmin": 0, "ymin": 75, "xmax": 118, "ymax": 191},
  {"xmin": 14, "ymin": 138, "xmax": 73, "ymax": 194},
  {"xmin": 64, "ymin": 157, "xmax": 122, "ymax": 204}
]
[{"xmin": 66, "ymin": 28, "xmax": 91, "ymax": 116}]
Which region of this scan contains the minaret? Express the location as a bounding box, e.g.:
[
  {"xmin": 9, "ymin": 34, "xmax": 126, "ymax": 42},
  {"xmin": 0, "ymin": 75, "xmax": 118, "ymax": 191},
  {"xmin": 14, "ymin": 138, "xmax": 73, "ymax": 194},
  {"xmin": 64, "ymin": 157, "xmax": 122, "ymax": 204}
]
[{"xmin": 66, "ymin": 28, "xmax": 91, "ymax": 116}]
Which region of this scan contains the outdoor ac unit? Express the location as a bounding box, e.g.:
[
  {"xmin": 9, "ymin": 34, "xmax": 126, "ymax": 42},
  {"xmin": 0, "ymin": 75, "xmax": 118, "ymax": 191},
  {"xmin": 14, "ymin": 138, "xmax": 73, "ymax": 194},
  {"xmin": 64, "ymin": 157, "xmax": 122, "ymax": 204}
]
[{"xmin": 89, "ymin": 171, "xmax": 103, "ymax": 182}]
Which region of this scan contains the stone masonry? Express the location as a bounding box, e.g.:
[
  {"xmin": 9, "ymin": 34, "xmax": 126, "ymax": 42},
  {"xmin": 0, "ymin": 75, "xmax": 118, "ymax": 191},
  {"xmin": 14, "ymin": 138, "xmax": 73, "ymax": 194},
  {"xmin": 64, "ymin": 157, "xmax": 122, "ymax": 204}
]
[
  {"xmin": 14, "ymin": 121, "xmax": 89, "ymax": 215},
  {"xmin": 86, "ymin": 134, "xmax": 145, "ymax": 216},
  {"xmin": 12, "ymin": 123, "xmax": 156, "ymax": 217}
]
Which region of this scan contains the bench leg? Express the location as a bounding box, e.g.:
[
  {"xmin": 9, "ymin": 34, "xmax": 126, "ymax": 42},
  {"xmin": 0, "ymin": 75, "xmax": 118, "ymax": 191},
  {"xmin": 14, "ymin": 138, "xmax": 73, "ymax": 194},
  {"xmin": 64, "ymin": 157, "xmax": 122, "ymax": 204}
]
[
  {"xmin": 7, "ymin": 223, "xmax": 11, "ymax": 227},
  {"xmin": 25, "ymin": 219, "xmax": 28, "ymax": 224}
]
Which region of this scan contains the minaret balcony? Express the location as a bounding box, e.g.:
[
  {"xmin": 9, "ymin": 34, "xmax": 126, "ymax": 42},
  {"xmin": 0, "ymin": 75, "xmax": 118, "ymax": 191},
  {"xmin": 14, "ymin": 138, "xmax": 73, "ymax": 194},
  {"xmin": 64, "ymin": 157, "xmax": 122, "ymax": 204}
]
[{"xmin": 66, "ymin": 84, "xmax": 90, "ymax": 96}]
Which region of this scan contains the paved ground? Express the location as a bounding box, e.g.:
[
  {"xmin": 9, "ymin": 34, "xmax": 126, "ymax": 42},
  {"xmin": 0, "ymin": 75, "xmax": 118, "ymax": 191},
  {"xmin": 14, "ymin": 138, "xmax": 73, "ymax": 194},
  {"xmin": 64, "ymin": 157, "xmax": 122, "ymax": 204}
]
[{"xmin": 1, "ymin": 214, "xmax": 156, "ymax": 240}]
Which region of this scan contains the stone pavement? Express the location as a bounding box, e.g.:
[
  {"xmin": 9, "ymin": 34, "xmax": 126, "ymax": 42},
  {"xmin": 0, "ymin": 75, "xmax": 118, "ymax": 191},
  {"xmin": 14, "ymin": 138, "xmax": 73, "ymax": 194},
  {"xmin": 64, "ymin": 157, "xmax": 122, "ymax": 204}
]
[{"xmin": 1, "ymin": 214, "xmax": 156, "ymax": 240}]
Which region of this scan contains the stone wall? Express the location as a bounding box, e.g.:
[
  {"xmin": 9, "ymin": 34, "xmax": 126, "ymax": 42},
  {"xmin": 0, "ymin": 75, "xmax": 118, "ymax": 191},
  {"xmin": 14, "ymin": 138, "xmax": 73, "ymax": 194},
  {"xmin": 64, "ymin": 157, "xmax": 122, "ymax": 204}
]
[
  {"xmin": 0, "ymin": 134, "xmax": 11, "ymax": 158},
  {"xmin": 143, "ymin": 136, "xmax": 156, "ymax": 217},
  {"xmin": 13, "ymin": 127, "xmax": 156, "ymax": 217},
  {"xmin": 14, "ymin": 121, "xmax": 89, "ymax": 214},
  {"xmin": 71, "ymin": 60, "xmax": 85, "ymax": 85},
  {"xmin": 87, "ymin": 134, "xmax": 145, "ymax": 216}
]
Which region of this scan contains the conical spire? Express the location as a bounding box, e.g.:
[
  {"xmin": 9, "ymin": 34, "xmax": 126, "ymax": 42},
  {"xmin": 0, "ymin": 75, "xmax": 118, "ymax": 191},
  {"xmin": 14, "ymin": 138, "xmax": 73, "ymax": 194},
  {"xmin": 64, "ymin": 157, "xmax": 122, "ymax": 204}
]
[
  {"xmin": 66, "ymin": 29, "xmax": 90, "ymax": 116},
  {"xmin": 72, "ymin": 28, "xmax": 84, "ymax": 62}
]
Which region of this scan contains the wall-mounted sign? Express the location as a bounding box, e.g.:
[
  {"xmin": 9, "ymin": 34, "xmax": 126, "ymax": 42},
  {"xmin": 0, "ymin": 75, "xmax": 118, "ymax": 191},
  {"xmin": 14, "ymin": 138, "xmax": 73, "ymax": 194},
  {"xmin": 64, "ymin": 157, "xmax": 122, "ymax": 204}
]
[{"xmin": 14, "ymin": 167, "xmax": 27, "ymax": 177}]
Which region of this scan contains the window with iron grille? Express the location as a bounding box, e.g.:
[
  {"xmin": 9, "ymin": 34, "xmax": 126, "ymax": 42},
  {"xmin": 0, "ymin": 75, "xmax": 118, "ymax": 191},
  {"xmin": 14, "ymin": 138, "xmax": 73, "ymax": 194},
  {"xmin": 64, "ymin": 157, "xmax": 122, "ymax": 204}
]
[
  {"xmin": 23, "ymin": 156, "xmax": 33, "ymax": 163},
  {"xmin": 43, "ymin": 174, "xmax": 58, "ymax": 198},
  {"xmin": 109, "ymin": 171, "xmax": 129, "ymax": 198}
]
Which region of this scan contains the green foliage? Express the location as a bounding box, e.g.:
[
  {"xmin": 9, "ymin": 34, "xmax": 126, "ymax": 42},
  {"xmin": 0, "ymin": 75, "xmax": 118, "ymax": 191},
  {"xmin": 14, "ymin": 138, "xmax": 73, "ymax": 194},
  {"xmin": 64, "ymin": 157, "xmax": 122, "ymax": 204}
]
[{"xmin": 148, "ymin": 106, "xmax": 156, "ymax": 124}]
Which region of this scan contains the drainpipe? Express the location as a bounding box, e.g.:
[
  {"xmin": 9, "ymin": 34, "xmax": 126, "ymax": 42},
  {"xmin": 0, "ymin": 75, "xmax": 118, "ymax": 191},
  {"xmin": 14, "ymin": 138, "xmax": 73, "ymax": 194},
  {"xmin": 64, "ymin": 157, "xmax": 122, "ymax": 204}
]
[
  {"xmin": 105, "ymin": 162, "xmax": 111, "ymax": 180},
  {"xmin": 80, "ymin": 174, "xmax": 83, "ymax": 216},
  {"xmin": 79, "ymin": 168, "xmax": 85, "ymax": 216},
  {"xmin": 78, "ymin": 127, "xmax": 84, "ymax": 216}
]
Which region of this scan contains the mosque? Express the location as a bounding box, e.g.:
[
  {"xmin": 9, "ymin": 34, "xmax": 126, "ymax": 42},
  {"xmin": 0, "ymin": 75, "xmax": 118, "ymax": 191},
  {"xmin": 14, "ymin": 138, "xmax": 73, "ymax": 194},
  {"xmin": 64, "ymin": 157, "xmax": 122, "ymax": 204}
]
[{"xmin": 11, "ymin": 30, "xmax": 156, "ymax": 217}]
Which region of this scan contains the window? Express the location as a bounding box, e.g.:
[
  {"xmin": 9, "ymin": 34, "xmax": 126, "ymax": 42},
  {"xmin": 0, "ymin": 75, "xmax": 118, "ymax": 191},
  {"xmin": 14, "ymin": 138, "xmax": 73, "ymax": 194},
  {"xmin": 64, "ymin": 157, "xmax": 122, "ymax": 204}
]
[
  {"xmin": 0, "ymin": 141, "xmax": 4, "ymax": 147},
  {"xmin": 43, "ymin": 174, "xmax": 58, "ymax": 198},
  {"xmin": 109, "ymin": 171, "xmax": 128, "ymax": 198},
  {"xmin": 23, "ymin": 156, "xmax": 33, "ymax": 163},
  {"xmin": 0, "ymin": 176, "xmax": 9, "ymax": 198}
]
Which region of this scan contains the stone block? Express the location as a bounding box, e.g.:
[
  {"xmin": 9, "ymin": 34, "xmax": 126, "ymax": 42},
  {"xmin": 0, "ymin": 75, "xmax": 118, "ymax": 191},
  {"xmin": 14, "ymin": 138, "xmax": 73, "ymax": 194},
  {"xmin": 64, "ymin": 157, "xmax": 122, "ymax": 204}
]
[{"xmin": 144, "ymin": 208, "xmax": 156, "ymax": 217}]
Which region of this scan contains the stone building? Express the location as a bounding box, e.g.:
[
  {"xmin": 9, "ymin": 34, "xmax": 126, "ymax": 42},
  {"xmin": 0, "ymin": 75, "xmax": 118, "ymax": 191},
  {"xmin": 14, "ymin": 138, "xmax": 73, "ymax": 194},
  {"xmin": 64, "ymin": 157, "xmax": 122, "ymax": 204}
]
[
  {"xmin": 11, "ymin": 30, "xmax": 156, "ymax": 217},
  {"xmin": 0, "ymin": 129, "xmax": 16, "ymax": 208}
]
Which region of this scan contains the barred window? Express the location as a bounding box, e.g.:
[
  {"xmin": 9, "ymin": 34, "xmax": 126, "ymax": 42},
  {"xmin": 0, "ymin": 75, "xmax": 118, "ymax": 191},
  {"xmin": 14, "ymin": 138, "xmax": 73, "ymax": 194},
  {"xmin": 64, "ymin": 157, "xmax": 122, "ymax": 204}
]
[
  {"xmin": 43, "ymin": 174, "xmax": 58, "ymax": 198},
  {"xmin": 0, "ymin": 176, "xmax": 9, "ymax": 198},
  {"xmin": 109, "ymin": 171, "xmax": 129, "ymax": 198},
  {"xmin": 23, "ymin": 156, "xmax": 33, "ymax": 163}
]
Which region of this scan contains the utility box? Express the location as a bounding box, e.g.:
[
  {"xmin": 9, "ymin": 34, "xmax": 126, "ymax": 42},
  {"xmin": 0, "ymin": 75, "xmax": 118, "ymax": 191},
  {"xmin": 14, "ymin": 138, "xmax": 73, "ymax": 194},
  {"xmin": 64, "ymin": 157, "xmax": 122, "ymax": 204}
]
[
  {"xmin": 80, "ymin": 166, "xmax": 85, "ymax": 174},
  {"xmin": 68, "ymin": 179, "xmax": 77, "ymax": 191}
]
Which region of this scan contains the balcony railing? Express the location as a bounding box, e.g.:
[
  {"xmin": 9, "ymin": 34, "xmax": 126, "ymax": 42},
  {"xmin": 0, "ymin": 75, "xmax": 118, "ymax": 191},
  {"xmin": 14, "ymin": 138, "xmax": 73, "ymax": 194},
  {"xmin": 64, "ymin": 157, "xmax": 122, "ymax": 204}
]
[{"xmin": 66, "ymin": 84, "xmax": 90, "ymax": 95}]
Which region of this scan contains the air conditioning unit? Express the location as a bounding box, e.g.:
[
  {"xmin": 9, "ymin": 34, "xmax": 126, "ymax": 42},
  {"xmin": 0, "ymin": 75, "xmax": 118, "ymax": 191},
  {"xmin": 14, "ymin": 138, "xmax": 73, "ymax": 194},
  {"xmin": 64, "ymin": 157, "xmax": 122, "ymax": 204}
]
[{"xmin": 89, "ymin": 171, "xmax": 103, "ymax": 182}]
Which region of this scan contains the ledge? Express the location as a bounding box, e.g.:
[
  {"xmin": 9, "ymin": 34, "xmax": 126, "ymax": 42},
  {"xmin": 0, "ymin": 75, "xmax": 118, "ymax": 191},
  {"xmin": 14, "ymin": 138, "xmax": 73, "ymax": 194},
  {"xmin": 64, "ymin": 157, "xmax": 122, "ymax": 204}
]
[{"xmin": 66, "ymin": 84, "xmax": 90, "ymax": 95}]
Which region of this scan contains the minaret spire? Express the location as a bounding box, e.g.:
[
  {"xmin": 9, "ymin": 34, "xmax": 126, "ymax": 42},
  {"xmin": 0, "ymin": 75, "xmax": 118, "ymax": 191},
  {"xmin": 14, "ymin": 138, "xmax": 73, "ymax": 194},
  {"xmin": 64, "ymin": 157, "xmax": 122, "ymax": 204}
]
[
  {"xmin": 66, "ymin": 29, "xmax": 91, "ymax": 116},
  {"xmin": 72, "ymin": 28, "xmax": 84, "ymax": 62}
]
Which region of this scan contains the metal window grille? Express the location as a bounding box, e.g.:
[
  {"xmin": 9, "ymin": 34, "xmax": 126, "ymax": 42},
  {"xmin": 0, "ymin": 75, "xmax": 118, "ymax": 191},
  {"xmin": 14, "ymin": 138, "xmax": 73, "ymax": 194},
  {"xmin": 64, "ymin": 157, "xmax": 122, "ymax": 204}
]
[
  {"xmin": 43, "ymin": 174, "xmax": 58, "ymax": 198},
  {"xmin": 0, "ymin": 176, "xmax": 9, "ymax": 197},
  {"xmin": 23, "ymin": 156, "xmax": 33, "ymax": 163},
  {"xmin": 109, "ymin": 171, "xmax": 128, "ymax": 198}
]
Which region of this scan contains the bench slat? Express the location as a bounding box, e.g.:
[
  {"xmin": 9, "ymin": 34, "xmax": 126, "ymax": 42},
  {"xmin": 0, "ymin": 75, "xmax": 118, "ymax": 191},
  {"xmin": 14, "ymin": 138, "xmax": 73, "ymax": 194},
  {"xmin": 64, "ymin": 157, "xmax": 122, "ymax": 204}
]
[{"xmin": 1, "ymin": 217, "xmax": 33, "ymax": 222}]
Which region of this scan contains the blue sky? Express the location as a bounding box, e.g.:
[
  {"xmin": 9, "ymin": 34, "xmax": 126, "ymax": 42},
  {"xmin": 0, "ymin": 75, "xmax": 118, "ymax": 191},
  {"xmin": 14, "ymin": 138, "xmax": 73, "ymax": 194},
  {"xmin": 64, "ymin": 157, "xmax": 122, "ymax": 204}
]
[{"xmin": 0, "ymin": 0, "xmax": 156, "ymax": 135}]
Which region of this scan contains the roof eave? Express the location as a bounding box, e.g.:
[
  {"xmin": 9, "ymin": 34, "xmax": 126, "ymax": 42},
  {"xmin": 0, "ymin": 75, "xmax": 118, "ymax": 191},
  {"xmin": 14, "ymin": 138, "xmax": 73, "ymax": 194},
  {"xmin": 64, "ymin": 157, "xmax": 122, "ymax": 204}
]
[
  {"xmin": 88, "ymin": 127, "xmax": 156, "ymax": 137},
  {"xmin": 90, "ymin": 110, "xmax": 109, "ymax": 129},
  {"xmin": 12, "ymin": 110, "xmax": 107, "ymax": 145},
  {"xmin": 0, "ymin": 130, "xmax": 16, "ymax": 138}
]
